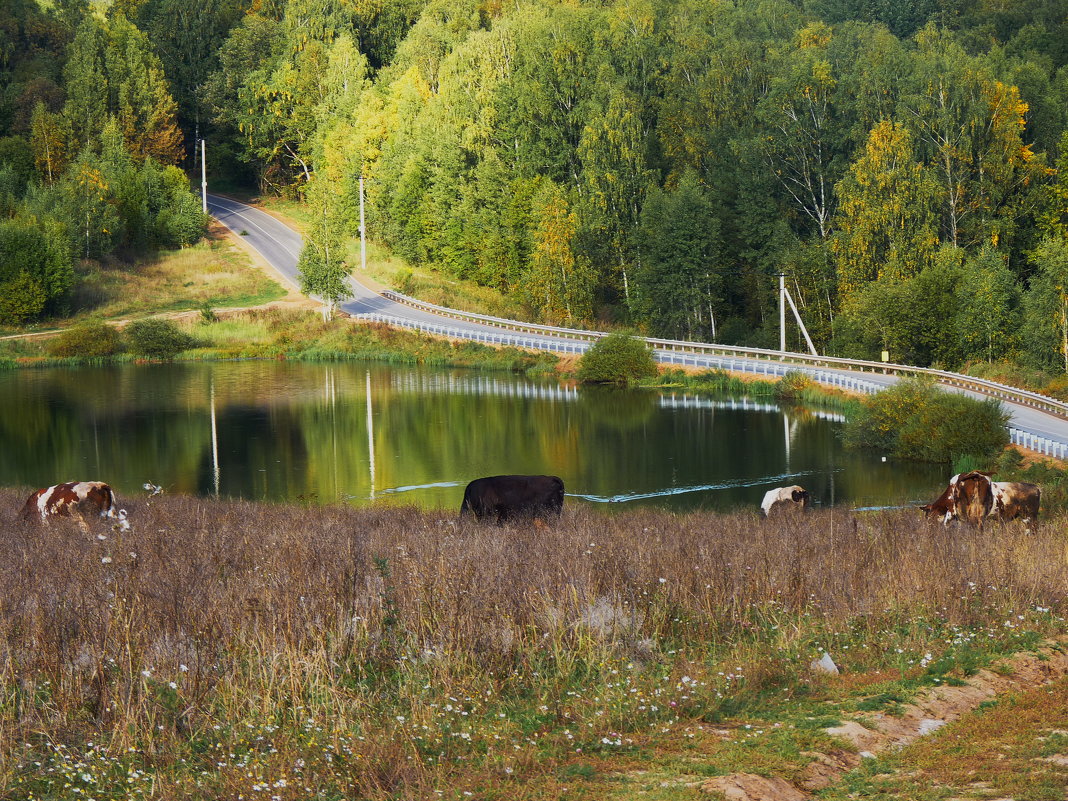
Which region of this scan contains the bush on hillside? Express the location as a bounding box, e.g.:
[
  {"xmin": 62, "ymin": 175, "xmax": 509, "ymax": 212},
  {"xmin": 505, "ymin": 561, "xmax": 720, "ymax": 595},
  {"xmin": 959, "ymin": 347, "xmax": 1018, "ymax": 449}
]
[
  {"xmin": 47, "ymin": 322, "xmax": 123, "ymax": 358},
  {"xmin": 576, "ymin": 332, "xmax": 657, "ymax": 386},
  {"xmin": 124, "ymin": 318, "xmax": 199, "ymax": 358},
  {"xmin": 775, "ymin": 370, "xmax": 816, "ymax": 403},
  {"xmin": 843, "ymin": 378, "xmax": 1009, "ymax": 463}
]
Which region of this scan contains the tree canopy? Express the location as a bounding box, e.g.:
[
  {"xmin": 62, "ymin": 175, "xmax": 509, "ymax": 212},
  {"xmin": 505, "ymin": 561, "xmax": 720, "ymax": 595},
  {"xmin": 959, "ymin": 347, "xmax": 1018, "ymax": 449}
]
[{"xmin": 3, "ymin": 0, "xmax": 1068, "ymax": 370}]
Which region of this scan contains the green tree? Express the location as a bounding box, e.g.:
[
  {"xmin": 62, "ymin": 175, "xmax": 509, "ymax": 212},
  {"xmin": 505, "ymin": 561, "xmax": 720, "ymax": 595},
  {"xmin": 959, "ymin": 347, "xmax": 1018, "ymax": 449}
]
[
  {"xmin": 0, "ymin": 213, "xmax": 73, "ymax": 323},
  {"xmin": 63, "ymin": 15, "xmax": 184, "ymax": 164},
  {"xmin": 832, "ymin": 120, "xmax": 940, "ymax": 299},
  {"xmin": 29, "ymin": 101, "xmax": 69, "ymax": 184},
  {"xmin": 902, "ymin": 27, "xmax": 1045, "ymax": 251},
  {"xmin": 133, "ymin": 0, "xmax": 246, "ymax": 142},
  {"xmin": 634, "ymin": 173, "xmax": 722, "ymax": 340},
  {"xmin": 523, "ymin": 180, "xmax": 594, "ymax": 324},
  {"xmin": 1022, "ymin": 236, "xmax": 1068, "ymax": 371},
  {"xmin": 0, "ymin": 272, "xmax": 47, "ymax": 325},
  {"xmin": 576, "ymin": 331, "xmax": 657, "ymax": 385},
  {"xmin": 1036, "ymin": 131, "xmax": 1068, "ymax": 239},
  {"xmin": 756, "ymin": 22, "xmax": 847, "ymax": 241},
  {"xmin": 578, "ymin": 81, "xmax": 654, "ymax": 307},
  {"xmin": 56, "ymin": 148, "xmax": 119, "ymax": 259},
  {"xmin": 954, "ymin": 248, "xmax": 1019, "ymax": 363},
  {"xmin": 298, "ymin": 178, "xmax": 352, "ymax": 314}
]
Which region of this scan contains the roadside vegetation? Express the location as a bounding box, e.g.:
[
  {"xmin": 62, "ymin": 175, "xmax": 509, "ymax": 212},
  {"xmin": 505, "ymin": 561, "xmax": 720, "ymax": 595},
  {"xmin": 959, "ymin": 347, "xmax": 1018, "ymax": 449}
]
[
  {"xmin": 66, "ymin": 230, "xmax": 288, "ymax": 320},
  {"xmin": 576, "ymin": 331, "xmax": 658, "ymax": 386},
  {"xmin": 964, "ymin": 360, "xmax": 1068, "ymax": 402},
  {"xmin": 0, "ymin": 229, "xmax": 287, "ymax": 339},
  {"xmin": 842, "ymin": 378, "xmax": 1011, "ymax": 464},
  {"xmin": 353, "ymin": 239, "xmax": 536, "ymax": 323},
  {"xmin": 0, "ymin": 309, "xmax": 559, "ymax": 375},
  {"xmin": 1, "ymin": 492, "xmax": 1065, "ymax": 800}
]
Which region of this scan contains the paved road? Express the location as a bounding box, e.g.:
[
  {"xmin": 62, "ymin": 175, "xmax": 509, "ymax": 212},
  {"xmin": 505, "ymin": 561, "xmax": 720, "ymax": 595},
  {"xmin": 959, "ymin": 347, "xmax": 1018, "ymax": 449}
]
[{"xmin": 207, "ymin": 194, "xmax": 1068, "ymax": 451}]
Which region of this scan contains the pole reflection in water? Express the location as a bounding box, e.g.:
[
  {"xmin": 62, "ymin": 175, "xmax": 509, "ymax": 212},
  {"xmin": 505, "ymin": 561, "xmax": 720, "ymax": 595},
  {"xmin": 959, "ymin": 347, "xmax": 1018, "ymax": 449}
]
[
  {"xmin": 366, "ymin": 369, "xmax": 375, "ymax": 500},
  {"xmin": 0, "ymin": 362, "xmax": 949, "ymax": 512},
  {"xmin": 210, "ymin": 379, "xmax": 220, "ymax": 497}
]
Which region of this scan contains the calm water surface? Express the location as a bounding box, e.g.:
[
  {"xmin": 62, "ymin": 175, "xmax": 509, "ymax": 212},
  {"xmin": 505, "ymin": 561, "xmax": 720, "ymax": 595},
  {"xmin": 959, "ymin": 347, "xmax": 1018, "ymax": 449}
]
[{"xmin": 0, "ymin": 362, "xmax": 947, "ymax": 512}]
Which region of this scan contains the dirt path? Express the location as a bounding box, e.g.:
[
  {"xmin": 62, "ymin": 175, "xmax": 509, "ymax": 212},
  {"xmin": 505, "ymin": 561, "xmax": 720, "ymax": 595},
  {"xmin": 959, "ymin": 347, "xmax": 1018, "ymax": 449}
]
[{"xmin": 698, "ymin": 640, "xmax": 1068, "ymax": 800}]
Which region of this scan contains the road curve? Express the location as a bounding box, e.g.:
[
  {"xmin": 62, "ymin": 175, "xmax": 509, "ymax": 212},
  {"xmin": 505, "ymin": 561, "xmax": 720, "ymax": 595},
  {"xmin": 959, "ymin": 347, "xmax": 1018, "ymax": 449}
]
[{"xmin": 207, "ymin": 194, "xmax": 1068, "ymax": 454}]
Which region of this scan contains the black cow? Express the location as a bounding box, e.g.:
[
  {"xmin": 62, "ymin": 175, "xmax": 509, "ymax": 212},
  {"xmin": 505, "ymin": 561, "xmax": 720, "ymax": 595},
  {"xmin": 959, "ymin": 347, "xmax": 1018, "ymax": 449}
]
[{"xmin": 459, "ymin": 475, "xmax": 564, "ymax": 525}]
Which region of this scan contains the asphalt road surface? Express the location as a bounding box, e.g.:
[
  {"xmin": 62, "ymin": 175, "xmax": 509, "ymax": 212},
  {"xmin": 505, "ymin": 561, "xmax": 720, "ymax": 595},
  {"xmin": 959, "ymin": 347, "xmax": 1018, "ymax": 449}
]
[{"xmin": 207, "ymin": 194, "xmax": 1068, "ymax": 450}]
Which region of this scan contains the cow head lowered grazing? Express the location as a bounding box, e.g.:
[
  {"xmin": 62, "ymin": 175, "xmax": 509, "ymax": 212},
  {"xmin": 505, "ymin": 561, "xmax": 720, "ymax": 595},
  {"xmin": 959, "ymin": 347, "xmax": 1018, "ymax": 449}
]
[
  {"xmin": 459, "ymin": 475, "xmax": 564, "ymax": 526},
  {"xmin": 20, "ymin": 481, "xmax": 129, "ymax": 534},
  {"xmin": 760, "ymin": 485, "xmax": 809, "ymax": 518},
  {"xmin": 949, "ymin": 471, "xmax": 995, "ymax": 526},
  {"xmin": 924, "ymin": 472, "xmax": 1040, "ymax": 532},
  {"xmin": 920, "ymin": 474, "xmax": 958, "ymax": 525}
]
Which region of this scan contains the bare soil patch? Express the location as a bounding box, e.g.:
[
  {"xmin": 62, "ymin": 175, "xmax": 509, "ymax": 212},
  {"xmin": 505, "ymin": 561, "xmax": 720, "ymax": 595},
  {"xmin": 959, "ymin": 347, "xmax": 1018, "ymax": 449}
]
[{"xmin": 699, "ymin": 641, "xmax": 1068, "ymax": 800}]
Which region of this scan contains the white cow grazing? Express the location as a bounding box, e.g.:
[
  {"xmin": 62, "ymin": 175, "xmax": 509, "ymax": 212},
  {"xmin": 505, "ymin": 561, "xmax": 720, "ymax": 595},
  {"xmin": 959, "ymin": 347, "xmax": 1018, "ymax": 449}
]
[{"xmin": 761, "ymin": 485, "xmax": 810, "ymax": 517}]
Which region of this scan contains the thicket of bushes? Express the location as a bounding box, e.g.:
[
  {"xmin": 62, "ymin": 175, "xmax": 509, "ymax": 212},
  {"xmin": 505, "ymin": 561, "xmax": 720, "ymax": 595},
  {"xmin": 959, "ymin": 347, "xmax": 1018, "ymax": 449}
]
[
  {"xmin": 123, "ymin": 319, "xmax": 200, "ymax": 358},
  {"xmin": 843, "ymin": 378, "xmax": 1010, "ymax": 463},
  {"xmin": 576, "ymin": 332, "xmax": 658, "ymax": 386},
  {"xmin": 45, "ymin": 319, "xmax": 200, "ymax": 360}
]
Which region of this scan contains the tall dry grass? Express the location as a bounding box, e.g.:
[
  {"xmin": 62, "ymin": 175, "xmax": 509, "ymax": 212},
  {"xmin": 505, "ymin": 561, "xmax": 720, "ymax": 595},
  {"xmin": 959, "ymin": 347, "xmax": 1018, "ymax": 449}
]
[{"xmin": 1, "ymin": 490, "xmax": 1066, "ymax": 798}]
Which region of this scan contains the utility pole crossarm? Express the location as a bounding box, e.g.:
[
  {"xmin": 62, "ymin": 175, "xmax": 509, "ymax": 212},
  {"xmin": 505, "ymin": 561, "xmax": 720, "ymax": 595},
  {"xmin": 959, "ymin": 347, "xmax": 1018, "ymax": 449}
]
[
  {"xmin": 778, "ymin": 273, "xmax": 819, "ymax": 358},
  {"xmin": 783, "ymin": 287, "xmax": 819, "ymax": 357}
]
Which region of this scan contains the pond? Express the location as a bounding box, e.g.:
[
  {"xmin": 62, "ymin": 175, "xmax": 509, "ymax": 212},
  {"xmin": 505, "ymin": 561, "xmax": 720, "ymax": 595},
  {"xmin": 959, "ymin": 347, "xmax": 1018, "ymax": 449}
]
[{"xmin": 0, "ymin": 362, "xmax": 948, "ymax": 512}]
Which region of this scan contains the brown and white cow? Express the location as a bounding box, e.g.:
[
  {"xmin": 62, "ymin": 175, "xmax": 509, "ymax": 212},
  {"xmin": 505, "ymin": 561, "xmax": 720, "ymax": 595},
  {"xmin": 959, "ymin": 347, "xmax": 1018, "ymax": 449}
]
[
  {"xmin": 920, "ymin": 474, "xmax": 958, "ymax": 525},
  {"xmin": 948, "ymin": 471, "xmax": 995, "ymax": 526},
  {"xmin": 20, "ymin": 481, "xmax": 129, "ymax": 533},
  {"xmin": 760, "ymin": 485, "xmax": 810, "ymax": 517},
  {"xmin": 990, "ymin": 481, "xmax": 1041, "ymax": 530}
]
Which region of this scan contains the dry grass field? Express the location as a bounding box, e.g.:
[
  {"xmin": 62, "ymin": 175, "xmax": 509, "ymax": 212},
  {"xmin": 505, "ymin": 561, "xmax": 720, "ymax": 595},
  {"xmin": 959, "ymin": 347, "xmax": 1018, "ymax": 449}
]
[
  {"xmin": 1, "ymin": 490, "xmax": 1066, "ymax": 799},
  {"xmin": 70, "ymin": 224, "xmax": 289, "ymax": 320}
]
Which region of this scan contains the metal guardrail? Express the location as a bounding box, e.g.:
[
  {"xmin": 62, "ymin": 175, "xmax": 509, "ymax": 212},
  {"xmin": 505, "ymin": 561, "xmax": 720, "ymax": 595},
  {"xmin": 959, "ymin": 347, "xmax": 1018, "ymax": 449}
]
[
  {"xmin": 1010, "ymin": 429, "xmax": 1068, "ymax": 459},
  {"xmin": 376, "ymin": 290, "xmax": 1068, "ymax": 420},
  {"xmin": 357, "ymin": 311, "xmax": 1068, "ymax": 458}
]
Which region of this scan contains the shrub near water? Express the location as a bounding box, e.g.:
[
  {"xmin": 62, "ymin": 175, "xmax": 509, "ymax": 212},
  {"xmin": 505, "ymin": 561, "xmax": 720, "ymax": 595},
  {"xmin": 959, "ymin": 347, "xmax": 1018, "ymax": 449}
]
[
  {"xmin": 45, "ymin": 322, "xmax": 123, "ymax": 358},
  {"xmin": 123, "ymin": 318, "xmax": 199, "ymax": 358},
  {"xmin": 577, "ymin": 331, "xmax": 657, "ymax": 385},
  {"xmin": 843, "ymin": 378, "xmax": 1009, "ymax": 462}
]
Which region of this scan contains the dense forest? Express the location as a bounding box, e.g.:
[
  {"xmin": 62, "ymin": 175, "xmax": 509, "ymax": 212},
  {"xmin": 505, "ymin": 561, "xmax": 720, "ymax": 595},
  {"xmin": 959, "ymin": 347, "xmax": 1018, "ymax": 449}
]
[
  {"xmin": 0, "ymin": 0, "xmax": 204, "ymax": 325},
  {"xmin": 2, "ymin": 0, "xmax": 1068, "ymax": 370}
]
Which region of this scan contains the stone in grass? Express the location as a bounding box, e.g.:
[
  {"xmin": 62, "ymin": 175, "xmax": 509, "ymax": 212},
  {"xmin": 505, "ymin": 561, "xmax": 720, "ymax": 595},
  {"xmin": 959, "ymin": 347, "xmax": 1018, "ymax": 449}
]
[
  {"xmin": 917, "ymin": 718, "xmax": 946, "ymax": 736},
  {"xmin": 700, "ymin": 773, "xmax": 807, "ymax": 800},
  {"xmin": 809, "ymin": 652, "xmax": 839, "ymax": 675}
]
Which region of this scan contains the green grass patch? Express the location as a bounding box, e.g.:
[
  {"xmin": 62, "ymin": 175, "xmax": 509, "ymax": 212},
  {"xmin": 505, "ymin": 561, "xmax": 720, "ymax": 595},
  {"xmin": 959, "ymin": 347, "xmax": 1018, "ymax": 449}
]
[{"xmin": 352, "ymin": 239, "xmax": 539, "ymax": 323}]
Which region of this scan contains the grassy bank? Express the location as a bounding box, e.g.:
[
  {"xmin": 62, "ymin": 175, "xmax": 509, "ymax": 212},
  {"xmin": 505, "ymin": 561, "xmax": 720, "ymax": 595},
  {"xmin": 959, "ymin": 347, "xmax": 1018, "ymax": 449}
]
[
  {"xmin": 2, "ymin": 492, "xmax": 1065, "ymax": 800},
  {"xmin": 0, "ymin": 225, "xmax": 288, "ymax": 340},
  {"xmin": 645, "ymin": 368, "xmax": 857, "ymax": 411},
  {"xmin": 0, "ymin": 309, "xmax": 559, "ymax": 375}
]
